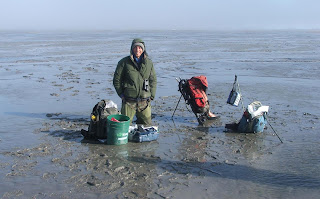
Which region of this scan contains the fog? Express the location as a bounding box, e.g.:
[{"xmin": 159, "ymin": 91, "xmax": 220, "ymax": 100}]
[{"xmin": 0, "ymin": 0, "xmax": 319, "ymax": 30}]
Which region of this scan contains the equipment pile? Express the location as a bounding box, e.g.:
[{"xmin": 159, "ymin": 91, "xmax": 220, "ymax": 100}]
[{"xmin": 173, "ymin": 75, "xmax": 218, "ymax": 125}]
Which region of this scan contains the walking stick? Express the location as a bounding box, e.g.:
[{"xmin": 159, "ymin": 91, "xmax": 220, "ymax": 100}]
[
  {"xmin": 268, "ymin": 122, "xmax": 283, "ymax": 143},
  {"xmin": 265, "ymin": 115, "xmax": 283, "ymax": 143}
]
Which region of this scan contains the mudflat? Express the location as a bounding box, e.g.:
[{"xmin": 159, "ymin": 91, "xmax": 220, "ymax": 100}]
[{"xmin": 0, "ymin": 30, "xmax": 319, "ymax": 198}]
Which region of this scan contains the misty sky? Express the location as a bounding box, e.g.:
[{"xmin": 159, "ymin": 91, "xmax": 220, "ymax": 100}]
[{"xmin": 0, "ymin": 0, "xmax": 319, "ymax": 31}]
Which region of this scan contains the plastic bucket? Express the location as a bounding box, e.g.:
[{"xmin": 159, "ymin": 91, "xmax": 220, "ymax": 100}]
[{"xmin": 106, "ymin": 114, "xmax": 130, "ymax": 145}]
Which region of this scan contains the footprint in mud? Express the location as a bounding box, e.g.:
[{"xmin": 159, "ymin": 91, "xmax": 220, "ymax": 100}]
[
  {"xmin": 53, "ymin": 84, "xmax": 64, "ymax": 87},
  {"xmin": 46, "ymin": 113, "xmax": 62, "ymax": 118},
  {"xmin": 50, "ymin": 93, "xmax": 60, "ymax": 97},
  {"xmin": 37, "ymin": 77, "xmax": 45, "ymax": 82},
  {"xmin": 71, "ymin": 90, "xmax": 79, "ymax": 96},
  {"xmin": 60, "ymin": 86, "xmax": 74, "ymax": 91}
]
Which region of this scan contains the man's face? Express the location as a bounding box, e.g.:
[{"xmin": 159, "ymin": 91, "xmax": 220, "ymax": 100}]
[{"xmin": 133, "ymin": 46, "xmax": 143, "ymax": 58}]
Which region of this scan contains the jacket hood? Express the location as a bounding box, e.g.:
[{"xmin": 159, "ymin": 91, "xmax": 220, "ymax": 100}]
[{"xmin": 130, "ymin": 38, "xmax": 148, "ymax": 57}]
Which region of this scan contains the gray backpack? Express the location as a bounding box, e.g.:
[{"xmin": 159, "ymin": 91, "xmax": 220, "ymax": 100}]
[{"xmin": 81, "ymin": 99, "xmax": 120, "ymax": 139}]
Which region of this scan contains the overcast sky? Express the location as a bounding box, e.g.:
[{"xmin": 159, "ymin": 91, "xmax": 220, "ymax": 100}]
[{"xmin": 0, "ymin": 0, "xmax": 319, "ymax": 31}]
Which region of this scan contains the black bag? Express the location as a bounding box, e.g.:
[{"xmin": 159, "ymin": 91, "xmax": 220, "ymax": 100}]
[
  {"xmin": 227, "ymin": 75, "xmax": 241, "ymax": 107},
  {"xmin": 81, "ymin": 99, "xmax": 120, "ymax": 139}
]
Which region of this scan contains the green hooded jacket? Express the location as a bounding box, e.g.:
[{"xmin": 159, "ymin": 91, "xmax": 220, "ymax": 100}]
[{"xmin": 113, "ymin": 38, "xmax": 157, "ymax": 100}]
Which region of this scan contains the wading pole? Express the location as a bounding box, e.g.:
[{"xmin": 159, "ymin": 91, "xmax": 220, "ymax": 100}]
[
  {"xmin": 266, "ymin": 116, "xmax": 283, "ymax": 143},
  {"xmin": 269, "ymin": 122, "xmax": 283, "ymax": 143},
  {"xmin": 172, "ymin": 94, "xmax": 183, "ymax": 118}
]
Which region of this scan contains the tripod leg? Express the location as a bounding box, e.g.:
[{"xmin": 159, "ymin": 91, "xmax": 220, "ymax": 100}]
[
  {"xmin": 172, "ymin": 94, "xmax": 183, "ymax": 118},
  {"xmin": 195, "ymin": 112, "xmax": 205, "ymax": 125}
]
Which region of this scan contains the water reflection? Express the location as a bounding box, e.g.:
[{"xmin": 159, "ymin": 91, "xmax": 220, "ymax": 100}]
[
  {"xmin": 224, "ymin": 131, "xmax": 269, "ymax": 161},
  {"xmin": 133, "ymin": 156, "xmax": 320, "ymax": 189}
]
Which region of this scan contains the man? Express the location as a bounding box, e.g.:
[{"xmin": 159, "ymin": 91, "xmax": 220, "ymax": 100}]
[{"xmin": 113, "ymin": 38, "xmax": 157, "ymax": 125}]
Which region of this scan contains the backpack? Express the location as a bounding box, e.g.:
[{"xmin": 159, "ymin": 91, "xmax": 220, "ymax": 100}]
[
  {"xmin": 81, "ymin": 99, "xmax": 120, "ymax": 139},
  {"xmin": 179, "ymin": 75, "xmax": 209, "ymax": 114},
  {"xmin": 237, "ymin": 101, "xmax": 268, "ymax": 133}
]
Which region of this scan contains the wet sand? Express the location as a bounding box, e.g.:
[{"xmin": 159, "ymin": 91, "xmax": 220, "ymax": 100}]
[{"xmin": 0, "ymin": 30, "xmax": 320, "ymax": 198}]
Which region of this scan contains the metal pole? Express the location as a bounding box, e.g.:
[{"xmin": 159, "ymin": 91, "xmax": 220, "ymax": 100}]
[
  {"xmin": 172, "ymin": 94, "xmax": 183, "ymax": 118},
  {"xmin": 266, "ymin": 116, "xmax": 283, "ymax": 143}
]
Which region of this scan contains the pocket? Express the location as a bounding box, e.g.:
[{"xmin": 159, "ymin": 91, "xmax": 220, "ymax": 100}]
[
  {"xmin": 137, "ymin": 100, "xmax": 149, "ymax": 112},
  {"xmin": 124, "ymin": 87, "xmax": 137, "ymax": 98},
  {"xmin": 140, "ymin": 90, "xmax": 151, "ymax": 98}
]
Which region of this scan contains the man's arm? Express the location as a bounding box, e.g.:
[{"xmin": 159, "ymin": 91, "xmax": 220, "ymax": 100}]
[
  {"xmin": 149, "ymin": 63, "xmax": 157, "ymax": 100},
  {"xmin": 113, "ymin": 61, "xmax": 124, "ymax": 98}
]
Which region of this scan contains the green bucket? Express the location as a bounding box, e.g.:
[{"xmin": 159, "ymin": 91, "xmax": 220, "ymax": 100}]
[{"xmin": 106, "ymin": 114, "xmax": 130, "ymax": 145}]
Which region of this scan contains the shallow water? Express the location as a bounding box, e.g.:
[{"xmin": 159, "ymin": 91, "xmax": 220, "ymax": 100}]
[{"xmin": 0, "ymin": 30, "xmax": 320, "ymax": 198}]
